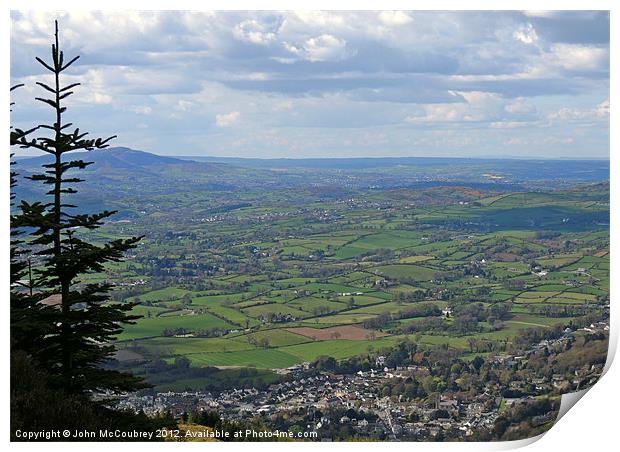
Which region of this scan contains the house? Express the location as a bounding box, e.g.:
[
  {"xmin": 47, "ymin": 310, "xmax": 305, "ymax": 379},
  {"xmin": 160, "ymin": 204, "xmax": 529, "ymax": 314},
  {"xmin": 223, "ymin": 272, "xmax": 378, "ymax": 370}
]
[{"xmin": 438, "ymin": 397, "xmax": 459, "ymax": 411}]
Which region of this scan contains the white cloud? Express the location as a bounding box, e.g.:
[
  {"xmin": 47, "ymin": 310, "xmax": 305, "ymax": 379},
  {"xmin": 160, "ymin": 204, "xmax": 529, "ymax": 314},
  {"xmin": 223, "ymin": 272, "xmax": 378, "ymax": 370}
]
[
  {"xmin": 91, "ymin": 92, "xmax": 112, "ymax": 104},
  {"xmin": 505, "ymin": 98, "xmax": 536, "ymax": 115},
  {"xmin": 285, "ymin": 34, "xmax": 353, "ymax": 62},
  {"xmin": 548, "ymin": 99, "xmax": 610, "ymax": 122},
  {"xmin": 175, "ymin": 100, "xmax": 193, "ymax": 112},
  {"xmin": 596, "ymin": 99, "xmax": 610, "ymax": 116},
  {"xmin": 513, "ymin": 23, "xmax": 538, "ymax": 44},
  {"xmin": 233, "ymin": 19, "xmax": 277, "ymax": 45},
  {"xmin": 405, "ymin": 104, "xmax": 462, "ymax": 123},
  {"xmin": 378, "ymin": 11, "xmax": 413, "ymax": 26},
  {"xmin": 215, "ymin": 111, "xmax": 240, "ymax": 127},
  {"xmin": 522, "ymin": 11, "xmax": 561, "ymax": 19},
  {"xmin": 11, "ymin": 11, "xmax": 164, "ymax": 52},
  {"xmin": 291, "ymin": 11, "xmax": 347, "ymax": 29},
  {"xmin": 404, "ymin": 92, "xmax": 541, "ymax": 129},
  {"xmin": 550, "ymin": 43, "xmax": 608, "ymax": 71},
  {"xmin": 405, "ymin": 91, "xmax": 504, "ymax": 124}
]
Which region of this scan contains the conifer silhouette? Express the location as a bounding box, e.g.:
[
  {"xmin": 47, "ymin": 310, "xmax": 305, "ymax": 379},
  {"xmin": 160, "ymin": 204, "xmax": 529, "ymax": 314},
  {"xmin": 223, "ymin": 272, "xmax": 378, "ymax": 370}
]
[
  {"xmin": 10, "ymin": 83, "xmax": 54, "ymax": 361},
  {"xmin": 12, "ymin": 21, "xmax": 146, "ymax": 393}
]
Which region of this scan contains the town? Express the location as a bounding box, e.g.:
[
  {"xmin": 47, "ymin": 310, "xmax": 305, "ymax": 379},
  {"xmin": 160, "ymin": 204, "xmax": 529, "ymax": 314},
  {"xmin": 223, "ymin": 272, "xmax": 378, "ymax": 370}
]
[{"xmin": 116, "ymin": 319, "xmax": 608, "ymax": 441}]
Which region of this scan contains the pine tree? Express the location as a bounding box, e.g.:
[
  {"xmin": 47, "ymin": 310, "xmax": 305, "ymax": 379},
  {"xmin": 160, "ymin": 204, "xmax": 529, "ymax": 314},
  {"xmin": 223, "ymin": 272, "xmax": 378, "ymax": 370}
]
[
  {"xmin": 10, "ymin": 83, "xmax": 29, "ymax": 290},
  {"xmin": 10, "ymin": 83, "xmax": 54, "ymax": 361},
  {"xmin": 12, "ymin": 21, "xmax": 146, "ymax": 394}
]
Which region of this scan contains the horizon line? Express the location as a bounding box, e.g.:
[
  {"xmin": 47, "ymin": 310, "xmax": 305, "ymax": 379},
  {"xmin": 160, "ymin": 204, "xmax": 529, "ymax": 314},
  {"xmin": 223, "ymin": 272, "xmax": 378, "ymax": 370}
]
[
  {"xmin": 172, "ymin": 153, "xmax": 611, "ymax": 162},
  {"xmin": 14, "ymin": 146, "xmax": 611, "ymax": 163}
]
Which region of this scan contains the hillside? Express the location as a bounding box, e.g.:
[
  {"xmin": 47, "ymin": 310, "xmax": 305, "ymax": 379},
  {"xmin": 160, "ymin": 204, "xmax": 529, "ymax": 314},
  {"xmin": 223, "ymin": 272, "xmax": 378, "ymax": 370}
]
[
  {"xmin": 19, "ymin": 147, "xmax": 189, "ymax": 170},
  {"xmin": 12, "ymin": 147, "xmax": 253, "ymax": 212},
  {"xmin": 12, "ymin": 147, "xmax": 610, "ymax": 219}
]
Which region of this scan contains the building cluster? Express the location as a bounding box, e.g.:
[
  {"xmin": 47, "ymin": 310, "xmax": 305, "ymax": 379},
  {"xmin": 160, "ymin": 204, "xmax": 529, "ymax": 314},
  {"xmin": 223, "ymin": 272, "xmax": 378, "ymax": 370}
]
[{"xmin": 116, "ymin": 322, "xmax": 607, "ymax": 440}]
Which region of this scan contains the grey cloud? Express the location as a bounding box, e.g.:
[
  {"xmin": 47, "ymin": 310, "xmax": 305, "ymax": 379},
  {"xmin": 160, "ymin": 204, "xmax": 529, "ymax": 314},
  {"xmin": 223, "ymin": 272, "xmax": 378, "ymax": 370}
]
[{"xmin": 525, "ymin": 11, "xmax": 610, "ymax": 44}]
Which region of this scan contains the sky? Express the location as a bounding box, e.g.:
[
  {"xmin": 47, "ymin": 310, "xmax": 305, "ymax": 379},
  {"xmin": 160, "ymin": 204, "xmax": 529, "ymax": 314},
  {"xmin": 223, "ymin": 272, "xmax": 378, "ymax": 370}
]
[{"xmin": 9, "ymin": 10, "xmax": 610, "ymax": 159}]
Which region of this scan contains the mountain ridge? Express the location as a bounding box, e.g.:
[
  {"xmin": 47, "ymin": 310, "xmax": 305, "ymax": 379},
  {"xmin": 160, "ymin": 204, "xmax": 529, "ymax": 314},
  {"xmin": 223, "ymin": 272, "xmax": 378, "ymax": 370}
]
[{"xmin": 16, "ymin": 147, "xmax": 195, "ymax": 171}]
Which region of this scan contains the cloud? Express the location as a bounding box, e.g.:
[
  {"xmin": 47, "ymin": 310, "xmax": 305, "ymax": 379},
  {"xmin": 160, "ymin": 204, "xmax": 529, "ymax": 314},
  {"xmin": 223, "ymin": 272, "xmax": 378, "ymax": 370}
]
[
  {"xmin": 596, "ymin": 99, "xmax": 610, "ymax": 116},
  {"xmin": 549, "ymin": 43, "xmax": 608, "ymax": 71},
  {"xmin": 9, "ymin": 11, "xmax": 610, "ymax": 159},
  {"xmin": 513, "ymin": 23, "xmax": 538, "ymax": 44},
  {"xmin": 215, "ymin": 111, "xmax": 240, "ymax": 127},
  {"xmin": 290, "ymin": 11, "xmax": 348, "ymax": 30},
  {"xmin": 548, "ymin": 99, "xmax": 610, "ymax": 122},
  {"xmin": 522, "ymin": 11, "xmax": 560, "ymax": 19},
  {"xmin": 404, "ymin": 90, "xmax": 536, "ymax": 125},
  {"xmin": 233, "ymin": 19, "xmax": 278, "ymax": 45},
  {"xmin": 174, "ymin": 100, "xmax": 193, "ymax": 112},
  {"xmin": 378, "ymin": 11, "xmax": 413, "ymax": 26},
  {"xmin": 284, "ymin": 34, "xmax": 354, "ymax": 62},
  {"xmin": 524, "ymin": 11, "xmax": 609, "ymax": 44},
  {"xmin": 504, "ymin": 97, "xmax": 536, "ymax": 115}
]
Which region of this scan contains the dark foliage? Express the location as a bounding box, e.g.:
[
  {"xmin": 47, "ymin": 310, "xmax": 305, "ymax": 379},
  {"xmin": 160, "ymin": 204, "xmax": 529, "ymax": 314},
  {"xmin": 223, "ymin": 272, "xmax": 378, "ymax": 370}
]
[
  {"xmin": 10, "ymin": 21, "xmax": 145, "ymax": 395},
  {"xmin": 11, "ymin": 352, "xmax": 176, "ymax": 441}
]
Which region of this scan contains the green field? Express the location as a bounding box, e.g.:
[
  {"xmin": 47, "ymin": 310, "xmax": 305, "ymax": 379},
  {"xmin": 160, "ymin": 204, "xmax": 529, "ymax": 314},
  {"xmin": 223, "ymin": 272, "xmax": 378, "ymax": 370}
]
[
  {"xmin": 118, "ymin": 312, "xmax": 234, "ymax": 340},
  {"xmin": 372, "ymin": 264, "xmax": 439, "ymax": 281},
  {"xmin": 106, "ymin": 181, "xmax": 607, "ymax": 376},
  {"xmin": 186, "ymin": 349, "xmax": 301, "ymax": 368}
]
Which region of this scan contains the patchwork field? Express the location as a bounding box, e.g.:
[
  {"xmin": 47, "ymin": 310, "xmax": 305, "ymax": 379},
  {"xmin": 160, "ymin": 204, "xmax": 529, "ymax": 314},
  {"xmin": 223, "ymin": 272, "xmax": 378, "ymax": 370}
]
[{"xmin": 107, "ymin": 183, "xmax": 608, "ymax": 380}]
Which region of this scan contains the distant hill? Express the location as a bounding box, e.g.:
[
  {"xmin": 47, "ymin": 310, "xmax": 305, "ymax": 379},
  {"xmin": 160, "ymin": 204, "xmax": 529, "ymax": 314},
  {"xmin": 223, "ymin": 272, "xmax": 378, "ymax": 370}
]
[
  {"xmin": 12, "ymin": 147, "xmax": 244, "ymax": 212},
  {"xmin": 16, "ymin": 147, "xmax": 609, "ymax": 182},
  {"xmin": 12, "ymin": 147, "xmax": 610, "ymax": 217},
  {"xmin": 177, "ymin": 155, "xmax": 492, "ymax": 169},
  {"xmin": 17, "ymin": 147, "xmax": 193, "ymax": 173},
  {"xmin": 177, "ymin": 154, "xmax": 608, "ymax": 186},
  {"xmin": 176, "ymin": 154, "xmax": 610, "ymax": 178}
]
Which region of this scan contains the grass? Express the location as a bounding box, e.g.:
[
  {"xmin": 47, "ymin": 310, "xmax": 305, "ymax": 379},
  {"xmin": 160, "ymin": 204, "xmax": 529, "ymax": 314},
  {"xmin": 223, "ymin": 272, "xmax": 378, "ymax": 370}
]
[
  {"xmin": 186, "ymin": 348, "xmax": 301, "ymax": 368},
  {"xmin": 240, "ymin": 329, "xmax": 311, "ymax": 347},
  {"xmin": 371, "ymin": 264, "xmax": 438, "ymax": 281},
  {"xmin": 399, "ymin": 255, "xmax": 434, "ymax": 264},
  {"xmin": 105, "ymin": 183, "xmax": 609, "ymax": 378},
  {"xmin": 296, "ymin": 282, "xmax": 371, "ymax": 294},
  {"xmin": 280, "ymin": 336, "xmax": 402, "ymax": 361},
  {"xmin": 129, "ymin": 305, "xmax": 170, "ymax": 318},
  {"xmin": 288, "ymin": 296, "xmax": 347, "ymax": 313},
  {"xmin": 204, "ymin": 304, "xmax": 260, "ymax": 327},
  {"xmin": 117, "ymin": 312, "xmax": 234, "ymax": 341},
  {"xmin": 347, "ymin": 301, "xmax": 412, "ymax": 315},
  {"xmin": 310, "ymin": 313, "xmax": 379, "ymax": 324},
  {"xmin": 334, "ymin": 294, "xmax": 392, "ymax": 306},
  {"xmin": 130, "ymin": 337, "xmax": 255, "ymax": 354},
  {"xmin": 138, "ymin": 287, "xmax": 190, "ymax": 302},
  {"xmin": 242, "ymin": 303, "xmax": 308, "ymax": 319},
  {"xmin": 192, "ymin": 293, "xmax": 249, "ymax": 306}
]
